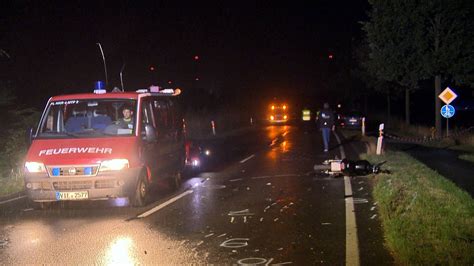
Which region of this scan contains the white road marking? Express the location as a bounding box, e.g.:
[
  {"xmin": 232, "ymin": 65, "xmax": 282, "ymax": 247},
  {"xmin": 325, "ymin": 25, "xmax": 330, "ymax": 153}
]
[
  {"xmin": 334, "ymin": 131, "xmax": 360, "ymax": 266},
  {"xmin": 0, "ymin": 195, "xmax": 26, "ymax": 206},
  {"xmin": 240, "ymin": 154, "xmax": 255, "ymax": 164},
  {"xmin": 137, "ymin": 190, "xmax": 193, "ymax": 218},
  {"xmin": 344, "ymin": 176, "xmax": 360, "ymax": 266}
]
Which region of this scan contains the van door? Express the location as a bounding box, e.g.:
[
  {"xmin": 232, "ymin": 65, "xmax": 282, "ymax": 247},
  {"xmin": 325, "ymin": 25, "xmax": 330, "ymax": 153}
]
[
  {"xmin": 151, "ymin": 97, "xmax": 184, "ymax": 178},
  {"xmin": 139, "ymin": 98, "xmax": 162, "ymax": 183}
]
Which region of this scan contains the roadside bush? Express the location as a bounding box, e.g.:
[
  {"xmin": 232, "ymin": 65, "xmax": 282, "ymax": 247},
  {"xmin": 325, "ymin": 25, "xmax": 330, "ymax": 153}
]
[{"xmin": 0, "ymin": 88, "xmax": 40, "ymax": 178}]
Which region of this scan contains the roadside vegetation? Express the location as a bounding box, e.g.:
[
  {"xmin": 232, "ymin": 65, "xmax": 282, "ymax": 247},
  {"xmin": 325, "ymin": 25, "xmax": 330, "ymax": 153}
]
[
  {"xmin": 364, "ymin": 151, "xmax": 474, "ymax": 265},
  {"xmin": 0, "ymin": 88, "xmax": 40, "ymax": 197},
  {"xmin": 374, "ymin": 115, "xmax": 474, "ymax": 165}
]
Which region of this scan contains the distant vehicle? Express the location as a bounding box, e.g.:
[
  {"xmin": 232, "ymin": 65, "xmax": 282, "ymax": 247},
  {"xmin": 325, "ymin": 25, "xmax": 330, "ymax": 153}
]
[
  {"xmin": 301, "ymin": 108, "xmax": 312, "ymax": 122},
  {"xmin": 337, "ymin": 111, "xmax": 364, "ymax": 129},
  {"xmin": 268, "ymin": 102, "xmax": 289, "ymax": 124},
  {"xmin": 24, "ymin": 84, "xmax": 186, "ymax": 208},
  {"xmin": 184, "ymin": 140, "xmax": 212, "ymax": 173}
]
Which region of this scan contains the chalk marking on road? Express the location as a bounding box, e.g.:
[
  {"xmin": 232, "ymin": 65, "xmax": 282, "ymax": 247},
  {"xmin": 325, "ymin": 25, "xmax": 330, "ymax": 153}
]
[
  {"xmin": 0, "ymin": 195, "xmax": 26, "ymax": 206},
  {"xmin": 240, "ymin": 154, "xmax": 255, "ymax": 164},
  {"xmin": 220, "ymin": 238, "xmax": 249, "ymax": 248},
  {"xmin": 229, "ymin": 178, "xmax": 243, "ymax": 182},
  {"xmin": 250, "ymin": 174, "xmax": 301, "ymax": 180},
  {"xmin": 204, "ymin": 233, "xmax": 215, "ymax": 238},
  {"xmin": 334, "ymin": 131, "xmax": 360, "ymax": 266},
  {"xmin": 136, "ymin": 189, "xmax": 193, "ymax": 218},
  {"xmin": 251, "ymin": 175, "xmax": 271, "ymax": 179},
  {"xmin": 228, "ymin": 209, "xmax": 254, "ymax": 216},
  {"xmin": 353, "ymin": 198, "xmax": 369, "ymax": 204}
]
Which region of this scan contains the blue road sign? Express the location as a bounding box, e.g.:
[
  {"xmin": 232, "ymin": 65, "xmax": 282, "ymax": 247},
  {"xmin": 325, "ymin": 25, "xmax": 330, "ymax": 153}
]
[{"xmin": 440, "ymin": 104, "xmax": 455, "ymax": 118}]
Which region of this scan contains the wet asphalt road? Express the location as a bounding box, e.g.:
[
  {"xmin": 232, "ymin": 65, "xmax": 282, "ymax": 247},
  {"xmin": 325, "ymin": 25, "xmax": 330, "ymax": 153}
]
[{"xmin": 0, "ymin": 124, "xmax": 391, "ymax": 264}]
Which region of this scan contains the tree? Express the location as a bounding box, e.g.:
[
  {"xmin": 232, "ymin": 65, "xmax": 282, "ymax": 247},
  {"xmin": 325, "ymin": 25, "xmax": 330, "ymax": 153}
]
[
  {"xmin": 420, "ymin": 0, "xmax": 474, "ymax": 136},
  {"xmin": 362, "ymin": 1, "xmax": 427, "ymax": 125},
  {"xmin": 362, "ymin": 0, "xmax": 473, "ymax": 134},
  {"xmin": 352, "ymin": 38, "xmax": 403, "ymax": 126}
]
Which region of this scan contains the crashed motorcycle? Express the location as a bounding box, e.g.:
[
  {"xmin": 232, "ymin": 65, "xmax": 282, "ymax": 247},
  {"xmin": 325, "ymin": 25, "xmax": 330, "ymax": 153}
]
[{"xmin": 314, "ymin": 158, "xmax": 389, "ymax": 177}]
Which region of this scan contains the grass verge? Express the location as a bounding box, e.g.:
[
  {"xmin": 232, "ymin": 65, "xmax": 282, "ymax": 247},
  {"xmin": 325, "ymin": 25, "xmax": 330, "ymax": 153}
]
[
  {"xmin": 459, "ymin": 154, "xmax": 474, "ymax": 163},
  {"xmin": 0, "ymin": 175, "xmax": 24, "ymax": 198},
  {"xmin": 364, "ymin": 151, "xmax": 474, "ymax": 265}
]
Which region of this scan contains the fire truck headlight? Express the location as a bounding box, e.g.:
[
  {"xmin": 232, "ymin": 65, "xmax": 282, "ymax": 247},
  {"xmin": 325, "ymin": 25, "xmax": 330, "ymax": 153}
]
[
  {"xmin": 25, "ymin": 162, "xmax": 46, "ymax": 173},
  {"xmin": 100, "ymin": 159, "xmax": 129, "ymax": 171}
]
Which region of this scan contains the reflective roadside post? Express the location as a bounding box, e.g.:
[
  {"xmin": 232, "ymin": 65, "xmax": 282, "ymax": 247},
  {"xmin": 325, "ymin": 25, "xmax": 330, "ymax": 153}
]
[
  {"xmin": 376, "ymin": 123, "xmax": 384, "ymax": 155},
  {"xmin": 361, "ymin": 117, "xmax": 366, "ymax": 136},
  {"xmin": 211, "ymin": 120, "xmax": 216, "ymax": 136}
]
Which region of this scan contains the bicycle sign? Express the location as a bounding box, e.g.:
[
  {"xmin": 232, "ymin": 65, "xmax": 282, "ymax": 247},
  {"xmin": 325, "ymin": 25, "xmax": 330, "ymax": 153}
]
[{"xmin": 440, "ymin": 104, "xmax": 455, "ymax": 119}]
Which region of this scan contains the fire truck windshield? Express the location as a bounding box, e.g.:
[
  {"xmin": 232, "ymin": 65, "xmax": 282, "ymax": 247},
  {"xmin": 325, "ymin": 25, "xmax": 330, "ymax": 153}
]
[{"xmin": 36, "ymin": 99, "xmax": 137, "ymax": 138}]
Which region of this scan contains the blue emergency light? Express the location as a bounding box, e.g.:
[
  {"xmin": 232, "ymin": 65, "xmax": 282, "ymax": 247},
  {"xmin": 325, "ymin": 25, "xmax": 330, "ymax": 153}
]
[
  {"xmin": 94, "ymin": 81, "xmax": 106, "ymax": 94},
  {"xmin": 95, "ymin": 81, "xmax": 105, "ymax": 90}
]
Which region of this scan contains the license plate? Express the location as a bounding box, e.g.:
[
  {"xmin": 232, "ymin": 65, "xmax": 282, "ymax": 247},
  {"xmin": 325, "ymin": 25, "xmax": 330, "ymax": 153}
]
[
  {"xmin": 56, "ymin": 191, "xmax": 89, "ymax": 201},
  {"xmin": 349, "ymin": 118, "xmax": 357, "ymax": 123}
]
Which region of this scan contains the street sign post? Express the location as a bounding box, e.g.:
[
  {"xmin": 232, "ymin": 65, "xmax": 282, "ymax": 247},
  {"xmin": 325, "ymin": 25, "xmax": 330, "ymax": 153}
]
[
  {"xmin": 438, "ymin": 87, "xmax": 458, "ymax": 137},
  {"xmin": 440, "ymin": 104, "xmax": 456, "ymax": 137}
]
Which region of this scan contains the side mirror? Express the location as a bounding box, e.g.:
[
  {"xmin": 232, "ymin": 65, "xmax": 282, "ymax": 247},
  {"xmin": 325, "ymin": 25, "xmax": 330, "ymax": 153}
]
[
  {"xmin": 144, "ymin": 124, "xmax": 157, "ymax": 142},
  {"xmin": 26, "ymin": 128, "xmax": 34, "ymax": 147}
]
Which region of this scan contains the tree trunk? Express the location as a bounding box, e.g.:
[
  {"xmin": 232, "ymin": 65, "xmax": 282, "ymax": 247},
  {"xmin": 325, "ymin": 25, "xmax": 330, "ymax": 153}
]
[
  {"xmin": 364, "ymin": 93, "xmax": 368, "ymax": 115},
  {"xmin": 435, "ymin": 75, "xmax": 442, "ymax": 137},
  {"xmin": 405, "ymin": 88, "xmax": 410, "ymax": 125},
  {"xmin": 386, "ymin": 91, "xmax": 391, "ymax": 127}
]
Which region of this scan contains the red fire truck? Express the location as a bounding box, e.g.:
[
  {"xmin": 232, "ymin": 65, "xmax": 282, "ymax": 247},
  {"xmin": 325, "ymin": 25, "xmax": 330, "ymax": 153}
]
[{"xmin": 24, "ymin": 85, "xmax": 185, "ymax": 208}]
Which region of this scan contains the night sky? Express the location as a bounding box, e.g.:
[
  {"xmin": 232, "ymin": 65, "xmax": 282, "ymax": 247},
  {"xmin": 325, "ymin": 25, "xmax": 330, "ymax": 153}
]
[{"xmin": 1, "ymin": 1, "xmax": 368, "ymax": 108}]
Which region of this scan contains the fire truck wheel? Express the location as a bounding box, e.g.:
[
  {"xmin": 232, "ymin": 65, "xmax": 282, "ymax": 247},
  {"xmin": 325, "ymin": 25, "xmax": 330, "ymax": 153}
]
[{"xmin": 131, "ymin": 172, "xmax": 148, "ymax": 207}]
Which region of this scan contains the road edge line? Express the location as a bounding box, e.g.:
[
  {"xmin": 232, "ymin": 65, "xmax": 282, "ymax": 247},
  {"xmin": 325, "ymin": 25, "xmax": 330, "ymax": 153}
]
[
  {"xmin": 240, "ymin": 154, "xmax": 255, "ymax": 164},
  {"xmin": 137, "ymin": 189, "xmax": 193, "ymax": 218},
  {"xmin": 334, "ymin": 131, "xmax": 360, "ymax": 266}
]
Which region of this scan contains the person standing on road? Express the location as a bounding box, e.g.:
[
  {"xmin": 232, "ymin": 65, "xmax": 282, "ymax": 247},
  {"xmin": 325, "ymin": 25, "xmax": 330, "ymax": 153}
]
[{"xmin": 317, "ymin": 102, "xmax": 335, "ymax": 152}]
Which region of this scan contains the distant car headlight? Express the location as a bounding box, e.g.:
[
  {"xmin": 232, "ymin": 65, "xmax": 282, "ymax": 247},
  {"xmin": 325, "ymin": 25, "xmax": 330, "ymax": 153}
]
[
  {"xmin": 100, "ymin": 159, "xmax": 129, "ymax": 171},
  {"xmin": 25, "ymin": 162, "xmax": 46, "ymax": 173}
]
